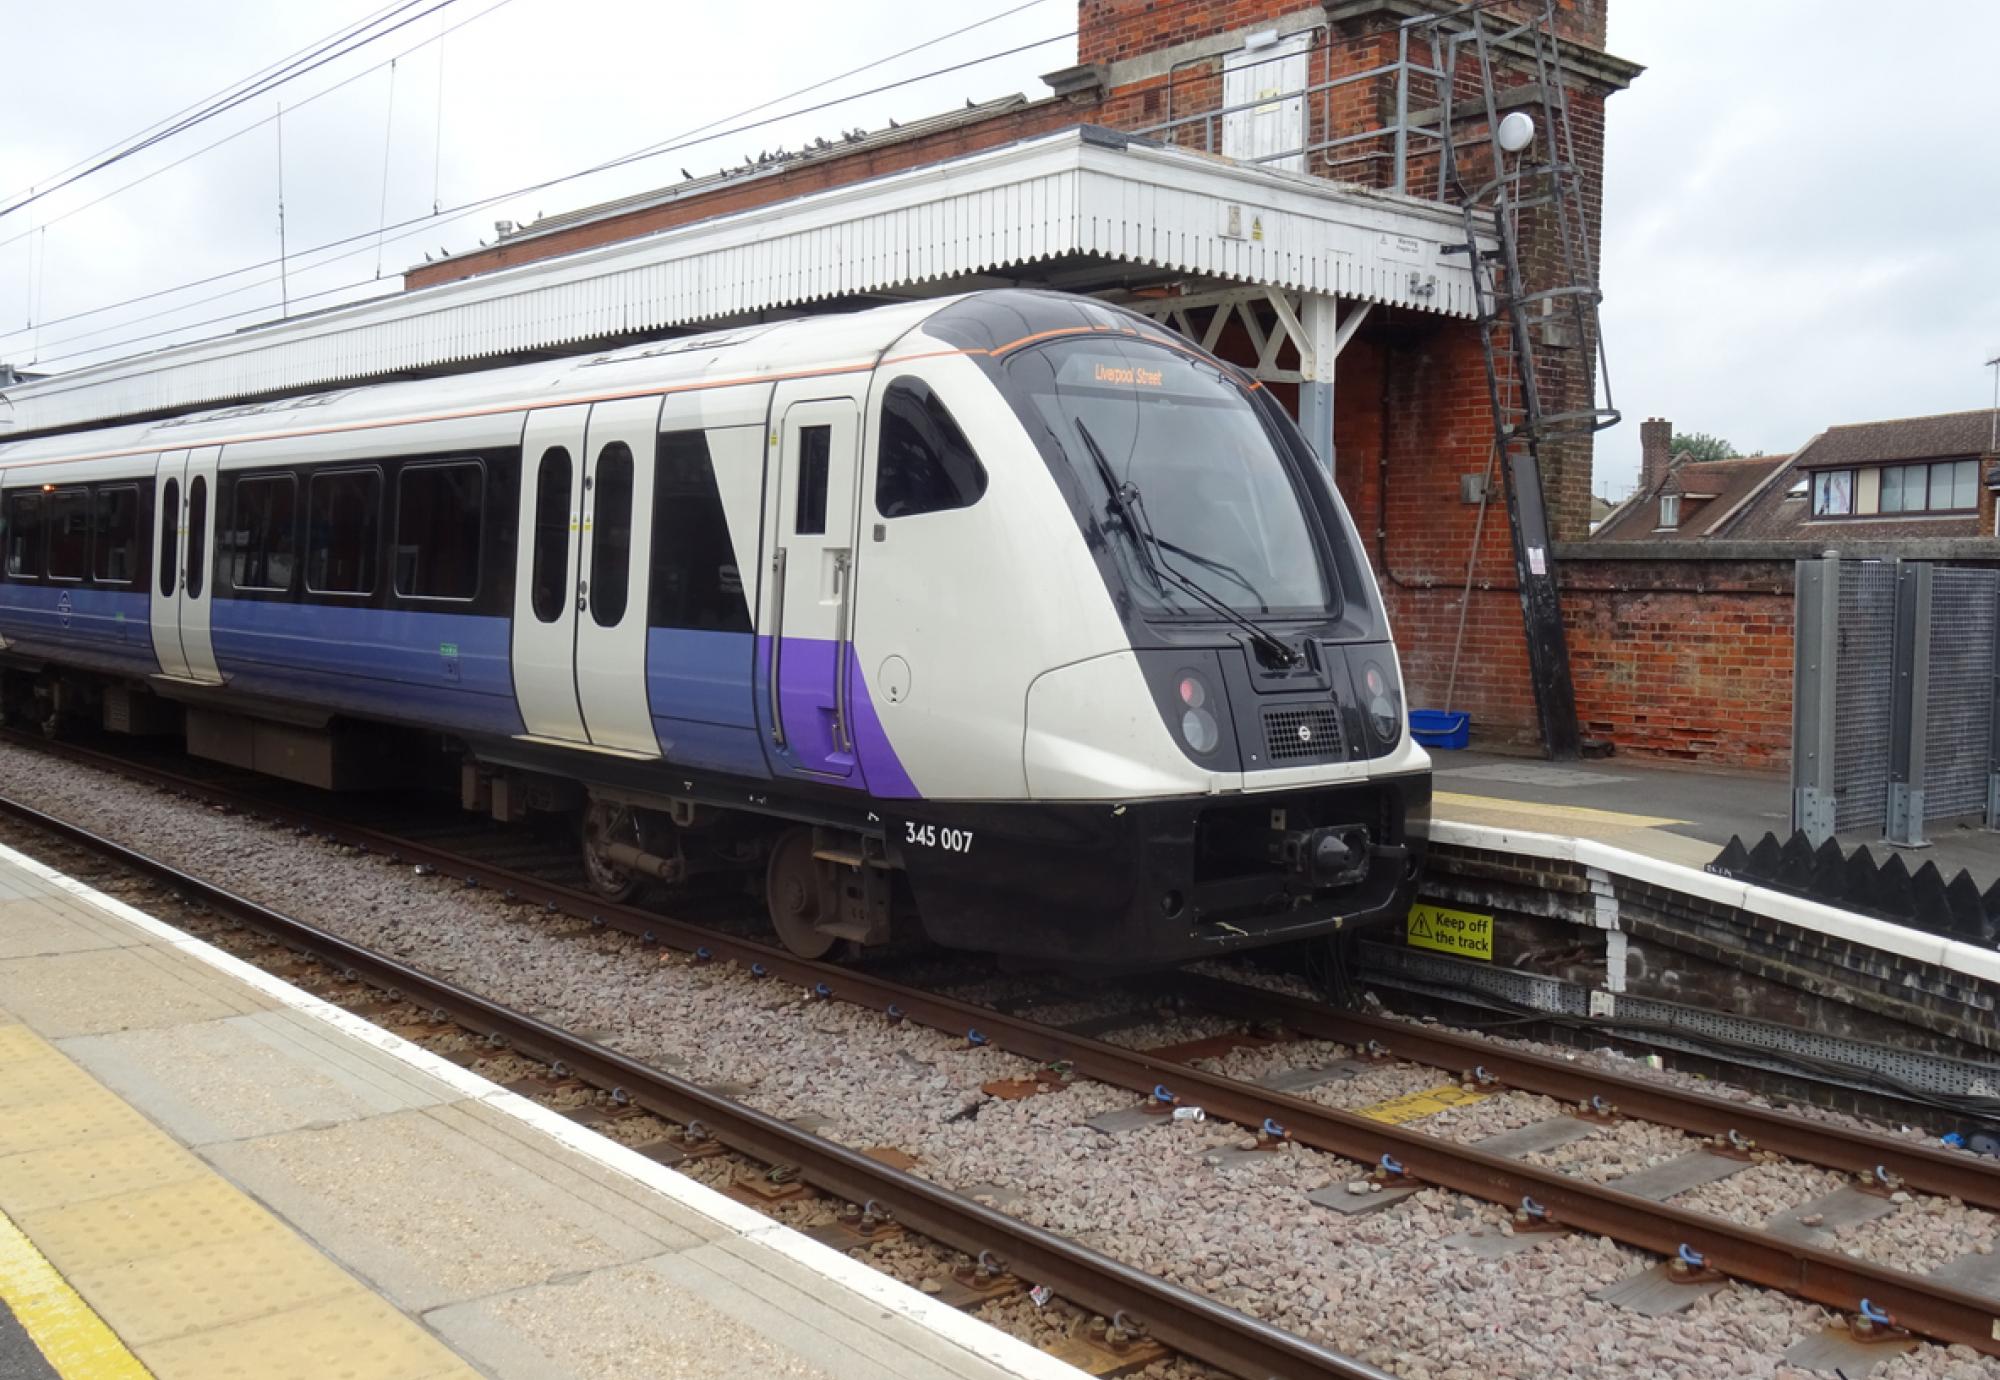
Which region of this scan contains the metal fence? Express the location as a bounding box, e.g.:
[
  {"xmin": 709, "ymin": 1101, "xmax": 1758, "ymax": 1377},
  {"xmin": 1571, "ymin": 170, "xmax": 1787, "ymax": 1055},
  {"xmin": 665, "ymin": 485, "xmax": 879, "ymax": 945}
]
[{"xmin": 1793, "ymin": 558, "xmax": 2000, "ymax": 843}]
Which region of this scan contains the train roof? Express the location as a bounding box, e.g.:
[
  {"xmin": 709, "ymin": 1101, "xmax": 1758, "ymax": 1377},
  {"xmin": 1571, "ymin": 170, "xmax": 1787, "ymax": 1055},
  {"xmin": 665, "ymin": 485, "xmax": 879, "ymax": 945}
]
[{"xmin": 0, "ymin": 294, "xmax": 962, "ymax": 471}]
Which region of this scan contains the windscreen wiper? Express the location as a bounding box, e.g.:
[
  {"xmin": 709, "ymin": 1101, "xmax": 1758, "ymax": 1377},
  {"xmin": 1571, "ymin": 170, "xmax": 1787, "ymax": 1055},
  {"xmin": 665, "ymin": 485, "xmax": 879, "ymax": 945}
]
[
  {"xmin": 1151, "ymin": 535, "xmax": 1272, "ymax": 613},
  {"xmin": 1073, "ymin": 419, "xmax": 1301, "ymax": 668}
]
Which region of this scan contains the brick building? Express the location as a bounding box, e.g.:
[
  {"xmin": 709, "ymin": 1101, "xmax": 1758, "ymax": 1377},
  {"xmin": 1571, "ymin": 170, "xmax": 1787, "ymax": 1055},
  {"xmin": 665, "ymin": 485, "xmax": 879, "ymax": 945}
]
[
  {"xmin": 1600, "ymin": 411, "xmax": 2000, "ymax": 544},
  {"xmin": 398, "ymin": 0, "xmax": 1643, "ymax": 755}
]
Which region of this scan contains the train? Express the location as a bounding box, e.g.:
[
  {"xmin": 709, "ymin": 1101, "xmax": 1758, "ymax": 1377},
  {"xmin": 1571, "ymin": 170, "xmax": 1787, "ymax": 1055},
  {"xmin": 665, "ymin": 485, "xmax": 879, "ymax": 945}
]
[{"xmin": 0, "ymin": 289, "xmax": 1430, "ymax": 967}]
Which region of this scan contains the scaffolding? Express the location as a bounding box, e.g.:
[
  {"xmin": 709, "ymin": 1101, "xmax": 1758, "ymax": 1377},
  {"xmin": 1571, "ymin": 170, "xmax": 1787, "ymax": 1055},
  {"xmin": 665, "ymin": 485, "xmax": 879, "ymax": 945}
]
[{"xmin": 1132, "ymin": 1, "xmax": 1621, "ymax": 759}]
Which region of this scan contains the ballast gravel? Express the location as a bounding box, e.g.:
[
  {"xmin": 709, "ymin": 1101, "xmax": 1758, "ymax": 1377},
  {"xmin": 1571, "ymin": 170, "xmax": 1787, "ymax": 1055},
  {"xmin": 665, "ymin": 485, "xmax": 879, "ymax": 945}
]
[{"xmin": 2, "ymin": 739, "xmax": 1996, "ymax": 1380}]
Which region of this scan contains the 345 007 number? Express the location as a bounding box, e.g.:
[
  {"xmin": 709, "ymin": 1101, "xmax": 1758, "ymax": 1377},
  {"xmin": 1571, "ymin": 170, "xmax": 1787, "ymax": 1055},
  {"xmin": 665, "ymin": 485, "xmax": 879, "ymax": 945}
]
[{"xmin": 904, "ymin": 822, "xmax": 974, "ymax": 854}]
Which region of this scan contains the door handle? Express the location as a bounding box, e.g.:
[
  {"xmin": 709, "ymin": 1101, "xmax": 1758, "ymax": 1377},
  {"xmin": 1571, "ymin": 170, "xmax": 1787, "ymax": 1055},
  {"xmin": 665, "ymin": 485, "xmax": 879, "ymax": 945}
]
[
  {"xmin": 768, "ymin": 548, "xmax": 788, "ymax": 747},
  {"xmin": 831, "ymin": 549, "xmax": 853, "ymax": 753}
]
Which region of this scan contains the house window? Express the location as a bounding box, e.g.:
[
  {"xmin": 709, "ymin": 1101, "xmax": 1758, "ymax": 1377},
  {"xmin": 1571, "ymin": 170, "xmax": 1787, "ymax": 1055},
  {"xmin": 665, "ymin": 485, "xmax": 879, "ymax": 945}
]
[
  {"xmin": 1811, "ymin": 469, "xmax": 1854, "ymax": 517},
  {"xmin": 1657, "ymin": 493, "xmax": 1680, "ymax": 529},
  {"xmin": 1879, "ymin": 459, "xmax": 1977, "ymax": 514}
]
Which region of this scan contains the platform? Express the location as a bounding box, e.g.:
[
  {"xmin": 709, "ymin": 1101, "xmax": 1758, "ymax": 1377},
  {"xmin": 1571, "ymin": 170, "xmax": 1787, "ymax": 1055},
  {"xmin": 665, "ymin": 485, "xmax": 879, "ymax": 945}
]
[
  {"xmin": 1431, "ymin": 748, "xmax": 1998, "ymax": 888},
  {"xmin": 0, "ymin": 841, "xmax": 1083, "ymax": 1380}
]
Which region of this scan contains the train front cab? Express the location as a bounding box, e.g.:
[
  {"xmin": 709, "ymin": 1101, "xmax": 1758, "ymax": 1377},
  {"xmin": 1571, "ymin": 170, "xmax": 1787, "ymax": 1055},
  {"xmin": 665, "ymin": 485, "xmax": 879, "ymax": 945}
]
[{"xmin": 869, "ymin": 295, "xmax": 1432, "ymax": 968}]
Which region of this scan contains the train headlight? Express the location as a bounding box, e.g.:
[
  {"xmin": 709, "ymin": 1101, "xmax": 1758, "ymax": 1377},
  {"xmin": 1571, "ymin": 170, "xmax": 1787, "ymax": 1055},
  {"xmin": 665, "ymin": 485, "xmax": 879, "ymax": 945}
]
[
  {"xmin": 1360, "ymin": 660, "xmax": 1402, "ymax": 747},
  {"xmin": 1177, "ymin": 672, "xmax": 1221, "ymax": 755}
]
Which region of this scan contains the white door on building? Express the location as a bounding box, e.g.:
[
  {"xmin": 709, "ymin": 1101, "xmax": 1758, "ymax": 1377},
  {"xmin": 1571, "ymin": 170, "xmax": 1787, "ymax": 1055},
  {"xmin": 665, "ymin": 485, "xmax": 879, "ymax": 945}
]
[{"xmin": 1223, "ymin": 32, "xmax": 1310, "ymax": 172}]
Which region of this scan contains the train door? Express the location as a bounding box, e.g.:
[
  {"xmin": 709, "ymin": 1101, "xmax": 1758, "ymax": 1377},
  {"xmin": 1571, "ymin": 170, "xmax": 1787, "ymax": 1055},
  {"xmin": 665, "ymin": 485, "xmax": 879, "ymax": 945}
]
[
  {"xmin": 571, "ymin": 396, "xmax": 663, "ymax": 755},
  {"xmin": 148, "ymin": 447, "xmax": 222, "ymax": 684},
  {"xmin": 150, "ymin": 451, "xmax": 190, "ymax": 678},
  {"xmin": 512, "ymin": 407, "xmax": 590, "ymax": 742},
  {"xmin": 765, "ymin": 387, "xmax": 861, "ymax": 778}
]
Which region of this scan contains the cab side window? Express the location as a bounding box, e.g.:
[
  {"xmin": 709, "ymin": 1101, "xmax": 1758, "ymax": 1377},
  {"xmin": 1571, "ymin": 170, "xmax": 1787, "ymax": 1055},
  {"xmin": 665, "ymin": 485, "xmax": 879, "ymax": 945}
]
[{"xmin": 875, "ymin": 379, "xmax": 987, "ymax": 519}]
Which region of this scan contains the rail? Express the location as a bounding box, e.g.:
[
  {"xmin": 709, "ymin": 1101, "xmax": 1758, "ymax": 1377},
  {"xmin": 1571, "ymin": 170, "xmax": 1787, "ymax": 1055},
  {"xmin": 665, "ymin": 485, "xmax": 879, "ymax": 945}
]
[{"xmin": 5, "ymin": 735, "xmax": 2000, "ymax": 1355}]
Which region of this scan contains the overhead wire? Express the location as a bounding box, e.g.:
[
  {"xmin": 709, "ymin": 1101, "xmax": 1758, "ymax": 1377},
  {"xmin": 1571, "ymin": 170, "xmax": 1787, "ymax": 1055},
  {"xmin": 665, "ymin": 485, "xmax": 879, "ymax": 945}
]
[
  {"xmin": 0, "ymin": 0, "xmax": 419, "ymax": 209},
  {"xmin": 15, "ymin": 11, "xmax": 1074, "ymax": 368},
  {"xmin": 0, "ymin": 0, "xmax": 522, "ymax": 260},
  {"xmin": 0, "ymin": 0, "xmax": 465, "ymax": 224}
]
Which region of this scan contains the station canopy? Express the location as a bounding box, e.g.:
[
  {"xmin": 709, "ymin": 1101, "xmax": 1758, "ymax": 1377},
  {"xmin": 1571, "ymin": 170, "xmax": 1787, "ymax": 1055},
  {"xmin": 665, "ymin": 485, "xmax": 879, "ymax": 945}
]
[{"xmin": 0, "ymin": 126, "xmax": 1490, "ymax": 438}]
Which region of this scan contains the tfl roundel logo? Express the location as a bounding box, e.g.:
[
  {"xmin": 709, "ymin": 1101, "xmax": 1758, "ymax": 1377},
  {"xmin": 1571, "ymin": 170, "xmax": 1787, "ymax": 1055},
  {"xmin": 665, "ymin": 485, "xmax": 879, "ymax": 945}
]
[{"xmin": 1297, "ymin": 723, "xmax": 1313, "ymax": 743}]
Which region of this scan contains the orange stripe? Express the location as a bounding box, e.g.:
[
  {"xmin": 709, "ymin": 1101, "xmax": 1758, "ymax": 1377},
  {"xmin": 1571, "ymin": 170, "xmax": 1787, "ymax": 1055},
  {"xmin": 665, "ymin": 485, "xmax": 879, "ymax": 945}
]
[{"xmin": 1, "ymin": 320, "xmax": 1256, "ymax": 475}]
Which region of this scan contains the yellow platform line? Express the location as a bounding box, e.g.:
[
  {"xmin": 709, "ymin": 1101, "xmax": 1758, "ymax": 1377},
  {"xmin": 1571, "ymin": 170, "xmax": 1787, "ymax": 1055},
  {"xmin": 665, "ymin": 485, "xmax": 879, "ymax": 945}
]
[
  {"xmin": 0, "ymin": 1208, "xmax": 152, "ymax": 1380},
  {"xmin": 1434, "ymin": 790, "xmax": 1687, "ymax": 831}
]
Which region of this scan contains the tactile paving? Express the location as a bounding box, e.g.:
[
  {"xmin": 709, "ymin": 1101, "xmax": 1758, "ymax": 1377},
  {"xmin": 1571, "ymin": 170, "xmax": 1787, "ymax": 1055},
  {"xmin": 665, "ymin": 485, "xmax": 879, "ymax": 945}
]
[
  {"xmin": 21, "ymin": 1175, "xmax": 286, "ymax": 1275},
  {"xmin": 0, "ymin": 1084, "xmax": 154, "ymax": 1157},
  {"xmin": 68, "ymin": 1235, "xmax": 359, "ymax": 1345},
  {"xmin": 0, "ymin": 1133, "xmax": 208, "ymax": 1217},
  {"xmin": 137, "ymin": 1290, "xmax": 478, "ymax": 1380}
]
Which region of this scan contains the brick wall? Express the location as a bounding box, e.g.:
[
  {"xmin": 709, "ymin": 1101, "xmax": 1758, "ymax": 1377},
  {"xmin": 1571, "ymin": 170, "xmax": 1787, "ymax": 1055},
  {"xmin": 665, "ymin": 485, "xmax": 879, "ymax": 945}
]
[{"xmin": 1561, "ymin": 558, "xmax": 1795, "ymax": 767}]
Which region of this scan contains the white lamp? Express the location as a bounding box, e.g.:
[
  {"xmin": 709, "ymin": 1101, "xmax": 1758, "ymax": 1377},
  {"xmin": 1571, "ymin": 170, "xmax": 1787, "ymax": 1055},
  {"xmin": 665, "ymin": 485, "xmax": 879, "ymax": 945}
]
[{"xmin": 1496, "ymin": 111, "xmax": 1537, "ymax": 154}]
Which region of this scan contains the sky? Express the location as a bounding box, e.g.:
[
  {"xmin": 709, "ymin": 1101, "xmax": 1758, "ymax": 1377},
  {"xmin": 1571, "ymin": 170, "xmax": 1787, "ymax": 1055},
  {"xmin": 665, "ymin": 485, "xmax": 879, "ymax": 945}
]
[{"xmin": 2, "ymin": 1, "xmax": 1996, "ymax": 500}]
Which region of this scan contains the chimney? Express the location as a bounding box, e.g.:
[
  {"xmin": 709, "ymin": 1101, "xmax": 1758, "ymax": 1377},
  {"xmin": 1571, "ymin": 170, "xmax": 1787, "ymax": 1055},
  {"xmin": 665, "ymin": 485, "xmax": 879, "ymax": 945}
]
[{"xmin": 1640, "ymin": 417, "xmax": 1673, "ymax": 494}]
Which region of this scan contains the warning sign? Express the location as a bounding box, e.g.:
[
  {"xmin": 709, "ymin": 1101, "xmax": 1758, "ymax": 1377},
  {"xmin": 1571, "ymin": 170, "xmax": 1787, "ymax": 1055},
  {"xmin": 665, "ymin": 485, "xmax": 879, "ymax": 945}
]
[{"xmin": 1405, "ymin": 902, "xmax": 1494, "ymax": 961}]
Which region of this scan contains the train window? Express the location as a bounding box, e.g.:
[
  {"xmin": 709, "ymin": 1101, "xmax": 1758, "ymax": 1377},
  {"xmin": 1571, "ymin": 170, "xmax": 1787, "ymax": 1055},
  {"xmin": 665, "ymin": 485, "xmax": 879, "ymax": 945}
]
[
  {"xmin": 46, "ymin": 490, "xmax": 90, "ymax": 581},
  {"xmin": 650, "ymin": 430, "xmax": 750, "ymax": 633},
  {"xmin": 186, "ymin": 477, "xmax": 208, "ymax": 599},
  {"xmin": 3, "ymin": 492, "xmax": 42, "ymax": 580},
  {"xmin": 229, "ymin": 474, "xmax": 298, "ymax": 592},
  {"xmin": 794, "ymin": 425, "xmax": 830, "ymax": 536},
  {"xmin": 876, "ymin": 379, "xmax": 987, "ymax": 518},
  {"xmin": 395, "ymin": 461, "xmax": 482, "ymax": 601},
  {"xmin": 158, "ymin": 479, "xmax": 179, "ymax": 596},
  {"xmin": 588, "ymin": 443, "xmax": 634, "ymax": 628},
  {"xmin": 529, "ymin": 447, "xmax": 571, "ymax": 624},
  {"xmin": 92, "ymin": 486, "xmax": 141, "ymax": 585},
  {"xmin": 306, "ymin": 468, "xmax": 380, "ymax": 596}
]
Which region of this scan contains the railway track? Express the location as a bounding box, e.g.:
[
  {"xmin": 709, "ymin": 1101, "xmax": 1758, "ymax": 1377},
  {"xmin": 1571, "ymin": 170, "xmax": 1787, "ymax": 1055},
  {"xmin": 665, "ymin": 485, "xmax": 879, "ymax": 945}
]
[
  {"xmin": 4, "ymin": 732, "xmax": 1999, "ymax": 1366},
  {"xmin": 0, "ymin": 791, "xmax": 1382, "ymax": 1380}
]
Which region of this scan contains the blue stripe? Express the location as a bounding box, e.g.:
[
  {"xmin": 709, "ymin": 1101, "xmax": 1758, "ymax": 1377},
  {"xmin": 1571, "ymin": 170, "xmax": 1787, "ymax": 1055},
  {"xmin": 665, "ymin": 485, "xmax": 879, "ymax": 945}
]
[
  {"xmin": 211, "ymin": 601, "xmax": 524, "ymax": 736},
  {"xmin": 0, "ymin": 584, "xmax": 157, "ymax": 676},
  {"xmin": 646, "ymin": 628, "xmax": 769, "ymax": 778}
]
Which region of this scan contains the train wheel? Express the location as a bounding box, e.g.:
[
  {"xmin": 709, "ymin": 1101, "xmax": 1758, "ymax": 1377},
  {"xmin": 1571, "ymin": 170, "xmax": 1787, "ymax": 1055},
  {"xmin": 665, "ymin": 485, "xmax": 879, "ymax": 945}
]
[
  {"xmin": 765, "ymin": 828, "xmax": 836, "ymax": 960},
  {"xmin": 579, "ymin": 801, "xmax": 646, "ymax": 902}
]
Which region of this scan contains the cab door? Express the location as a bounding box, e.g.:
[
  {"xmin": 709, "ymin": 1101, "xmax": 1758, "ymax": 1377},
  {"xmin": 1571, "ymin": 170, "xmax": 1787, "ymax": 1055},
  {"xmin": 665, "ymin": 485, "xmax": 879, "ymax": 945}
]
[
  {"xmin": 571, "ymin": 397, "xmax": 662, "ymax": 755},
  {"xmin": 149, "ymin": 447, "xmax": 222, "ymax": 684},
  {"xmin": 764, "ymin": 389, "xmax": 861, "ymax": 778}
]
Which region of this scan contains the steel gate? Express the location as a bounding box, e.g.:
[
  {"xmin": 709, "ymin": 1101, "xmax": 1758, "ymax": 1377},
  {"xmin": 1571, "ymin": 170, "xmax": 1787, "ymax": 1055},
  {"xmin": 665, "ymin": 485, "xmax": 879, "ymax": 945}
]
[{"xmin": 1793, "ymin": 557, "xmax": 2000, "ymax": 844}]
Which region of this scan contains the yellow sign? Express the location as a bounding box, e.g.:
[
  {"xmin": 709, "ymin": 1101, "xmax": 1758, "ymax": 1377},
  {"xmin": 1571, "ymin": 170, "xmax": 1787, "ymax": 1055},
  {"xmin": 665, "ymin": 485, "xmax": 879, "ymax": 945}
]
[
  {"xmin": 1357, "ymin": 1083, "xmax": 1490, "ymax": 1125},
  {"xmin": 1406, "ymin": 902, "xmax": 1494, "ymax": 961}
]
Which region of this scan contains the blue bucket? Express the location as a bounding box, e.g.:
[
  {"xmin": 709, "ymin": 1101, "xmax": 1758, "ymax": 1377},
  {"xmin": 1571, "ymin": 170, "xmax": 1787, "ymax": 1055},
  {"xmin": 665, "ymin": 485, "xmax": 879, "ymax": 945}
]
[{"xmin": 1410, "ymin": 709, "xmax": 1470, "ymax": 750}]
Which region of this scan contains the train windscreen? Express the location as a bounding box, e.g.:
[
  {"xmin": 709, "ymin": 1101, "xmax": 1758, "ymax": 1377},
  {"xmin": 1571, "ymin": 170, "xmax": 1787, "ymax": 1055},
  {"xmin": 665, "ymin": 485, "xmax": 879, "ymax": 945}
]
[{"xmin": 1007, "ymin": 338, "xmax": 1332, "ymax": 619}]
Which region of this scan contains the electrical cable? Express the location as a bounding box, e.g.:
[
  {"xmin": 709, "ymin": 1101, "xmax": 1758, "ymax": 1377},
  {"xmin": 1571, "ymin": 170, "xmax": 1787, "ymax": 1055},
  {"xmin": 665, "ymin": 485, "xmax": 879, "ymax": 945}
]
[
  {"xmin": 0, "ymin": 0, "xmax": 418, "ymax": 209},
  {"xmin": 6, "ymin": 2, "xmax": 1057, "ymax": 341},
  {"xmin": 0, "ymin": 0, "xmax": 465, "ymax": 223},
  {"xmin": 14, "ymin": 21, "xmax": 1075, "ymax": 367},
  {"xmin": 0, "ymin": 0, "xmax": 522, "ymax": 260}
]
